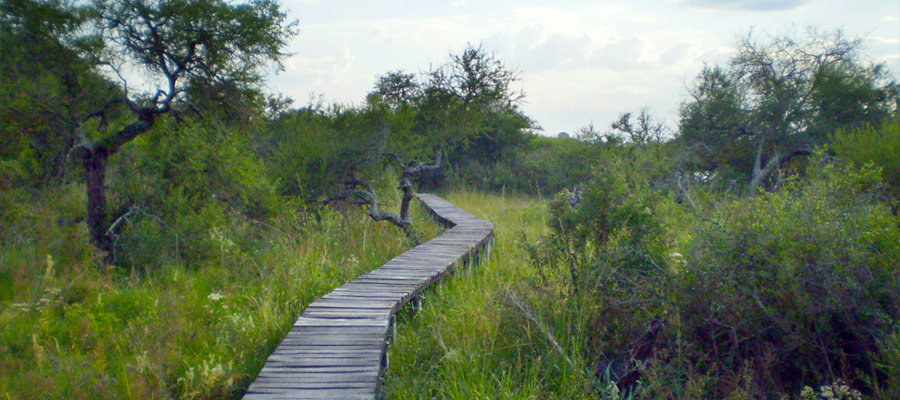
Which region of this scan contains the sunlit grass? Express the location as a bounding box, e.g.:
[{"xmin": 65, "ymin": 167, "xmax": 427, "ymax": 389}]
[{"xmin": 384, "ymin": 189, "xmax": 595, "ymax": 399}]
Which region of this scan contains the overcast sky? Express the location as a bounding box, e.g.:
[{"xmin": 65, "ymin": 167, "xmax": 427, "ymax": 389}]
[{"xmin": 268, "ymin": 0, "xmax": 900, "ymax": 136}]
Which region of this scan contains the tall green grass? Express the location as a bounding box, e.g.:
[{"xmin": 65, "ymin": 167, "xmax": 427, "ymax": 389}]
[
  {"xmin": 385, "ymin": 190, "xmax": 596, "ymax": 399},
  {"xmin": 0, "ymin": 183, "xmax": 437, "ymax": 399}
]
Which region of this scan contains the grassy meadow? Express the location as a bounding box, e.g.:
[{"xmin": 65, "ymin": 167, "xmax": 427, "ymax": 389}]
[{"xmin": 0, "ymin": 182, "xmax": 438, "ymax": 400}]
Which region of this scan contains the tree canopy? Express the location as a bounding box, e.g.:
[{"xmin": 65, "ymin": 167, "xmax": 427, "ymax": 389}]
[
  {"xmin": 2, "ymin": 0, "xmax": 296, "ymax": 255},
  {"xmin": 678, "ymin": 28, "xmax": 899, "ymax": 188}
]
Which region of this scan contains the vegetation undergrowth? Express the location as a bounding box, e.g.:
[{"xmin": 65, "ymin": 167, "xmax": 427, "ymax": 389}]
[
  {"xmin": 385, "ymin": 190, "xmax": 597, "ymax": 399},
  {"xmin": 0, "ymin": 182, "xmax": 436, "ymax": 400}
]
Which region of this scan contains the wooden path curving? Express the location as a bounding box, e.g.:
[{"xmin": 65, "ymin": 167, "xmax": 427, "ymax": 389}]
[{"xmin": 242, "ymin": 193, "xmax": 495, "ymax": 400}]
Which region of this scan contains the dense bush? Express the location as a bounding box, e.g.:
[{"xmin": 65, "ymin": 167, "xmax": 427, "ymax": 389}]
[
  {"xmin": 260, "ymin": 106, "xmax": 401, "ymax": 199},
  {"xmin": 530, "ymin": 146, "xmax": 900, "ymax": 398},
  {"xmin": 516, "ymin": 135, "xmax": 599, "ymax": 195},
  {"xmin": 543, "ymin": 155, "xmax": 670, "ymax": 298},
  {"xmin": 676, "ymin": 154, "xmax": 900, "ymax": 398},
  {"xmin": 103, "ymin": 118, "xmax": 282, "ymax": 270},
  {"xmin": 831, "ymin": 119, "xmax": 900, "ymax": 212}
]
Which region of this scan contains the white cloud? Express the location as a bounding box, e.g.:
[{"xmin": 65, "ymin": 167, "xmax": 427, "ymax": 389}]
[
  {"xmin": 869, "ymin": 36, "xmax": 900, "ymax": 46},
  {"xmin": 588, "ymin": 36, "xmax": 646, "ymax": 72},
  {"xmin": 674, "ymin": 0, "xmax": 814, "ymax": 11},
  {"xmin": 660, "ymin": 43, "xmax": 692, "ymax": 65},
  {"xmin": 523, "ymin": 34, "xmax": 591, "ymax": 71},
  {"xmin": 284, "ymin": 43, "xmax": 356, "ymax": 85}
]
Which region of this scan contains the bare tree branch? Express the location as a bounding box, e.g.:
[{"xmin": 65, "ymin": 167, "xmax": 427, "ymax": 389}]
[{"xmin": 319, "ymin": 147, "xmax": 444, "ymax": 246}]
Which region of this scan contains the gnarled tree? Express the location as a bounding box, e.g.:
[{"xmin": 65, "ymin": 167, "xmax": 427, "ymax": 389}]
[
  {"xmin": 64, "ymin": 0, "xmax": 295, "ymax": 255},
  {"xmin": 324, "ymin": 148, "xmax": 442, "ymax": 245},
  {"xmin": 679, "ymin": 28, "xmax": 898, "ymax": 189}
]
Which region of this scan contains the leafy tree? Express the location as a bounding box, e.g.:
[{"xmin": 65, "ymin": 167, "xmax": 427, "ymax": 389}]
[
  {"xmin": 420, "ymin": 43, "xmax": 532, "ymax": 167},
  {"xmin": 679, "ymin": 28, "xmax": 898, "ymax": 189},
  {"xmin": 678, "ymin": 65, "xmax": 750, "ymax": 178},
  {"xmin": 610, "ymin": 107, "xmax": 671, "ymax": 144},
  {"xmin": 358, "ymin": 45, "xmax": 533, "ymax": 193},
  {"xmin": 369, "ymin": 70, "xmax": 420, "ymax": 110},
  {"xmin": 0, "ymin": 0, "xmax": 114, "ymax": 185},
  {"xmin": 429, "ymin": 43, "xmax": 523, "ymax": 108},
  {"xmin": 45, "ymin": 0, "xmax": 296, "ymax": 255}
]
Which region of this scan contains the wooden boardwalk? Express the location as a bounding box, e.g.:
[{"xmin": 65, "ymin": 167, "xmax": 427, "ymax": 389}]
[{"xmin": 242, "ymin": 193, "xmax": 495, "ymax": 400}]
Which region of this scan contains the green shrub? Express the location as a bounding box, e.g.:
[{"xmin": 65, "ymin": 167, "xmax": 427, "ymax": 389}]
[
  {"xmin": 531, "ymin": 146, "xmax": 899, "ymax": 398},
  {"xmin": 105, "ymin": 119, "xmax": 282, "ymax": 270},
  {"xmin": 831, "ymin": 119, "xmax": 900, "ymax": 212},
  {"xmin": 677, "ymin": 152, "xmax": 900, "ymax": 397},
  {"xmin": 526, "ymin": 147, "xmax": 675, "ymax": 386},
  {"xmin": 539, "ymin": 144, "xmax": 673, "ymax": 297},
  {"xmin": 0, "ymin": 183, "xmax": 97, "ymax": 304}
]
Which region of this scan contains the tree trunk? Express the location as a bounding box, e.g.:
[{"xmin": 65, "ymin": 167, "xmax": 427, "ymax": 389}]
[
  {"xmin": 83, "ymin": 150, "xmax": 111, "ymax": 254},
  {"xmin": 75, "ymin": 111, "xmax": 158, "ymax": 264},
  {"xmin": 750, "ymin": 135, "xmax": 770, "ymax": 190},
  {"xmin": 750, "ymin": 145, "xmax": 812, "ymax": 190},
  {"xmin": 399, "ymin": 180, "xmax": 414, "ymax": 221},
  {"xmin": 750, "ymin": 150, "xmax": 780, "ymax": 190}
]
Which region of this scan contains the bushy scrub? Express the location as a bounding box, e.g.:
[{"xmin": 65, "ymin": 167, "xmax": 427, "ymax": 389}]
[
  {"xmin": 517, "ymin": 135, "xmax": 599, "ymax": 196},
  {"xmin": 544, "ymin": 157, "xmax": 670, "ymax": 299},
  {"xmin": 107, "ymin": 119, "xmax": 282, "ymax": 270},
  {"xmin": 524, "ymin": 151, "xmax": 677, "ymax": 398},
  {"xmin": 0, "ymin": 184, "xmax": 98, "ymax": 303},
  {"xmin": 831, "ymin": 119, "xmax": 900, "ymax": 212},
  {"xmin": 677, "ymin": 155, "xmax": 900, "ymax": 397},
  {"xmin": 260, "ymin": 105, "xmax": 418, "ymax": 200},
  {"xmin": 529, "ymin": 147, "xmax": 899, "ymax": 398}
]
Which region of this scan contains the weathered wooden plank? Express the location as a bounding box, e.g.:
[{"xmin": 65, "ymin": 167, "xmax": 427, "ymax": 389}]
[
  {"xmin": 280, "ymin": 330, "xmax": 387, "ymax": 339},
  {"xmin": 256, "ymin": 365, "xmax": 382, "ymax": 374},
  {"xmin": 246, "ymin": 387, "xmax": 377, "ymax": 394},
  {"xmin": 270, "ymin": 346, "xmax": 381, "ymax": 358},
  {"xmin": 263, "ymin": 358, "xmax": 381, "ymax": 367},
  {"xmin": 292, "ymin": 321, "xmax": 389, "ymax": 329},
  {"xmin": 300, "ymin": 311, "xmax": 390, "ymax": 319},
  {"xmin": 307, "ymin": 299, "xmax": 396, "ymax": 309},
  {"xmin": 264, "ymin": 346, "xmax": 383, "ymax": 355},
  {"xmin": 276, "ymin": 337, "xmax": 387, "ymax": 347},
  {"xmin": 244, "ymin": 388, "xmax": 377, "ymax": 400},
  {"xmin": 320, "ymin": 293, "xmax": 405, "ymax": 301},
  {"xmin": 253, "ymin": 371, "xmax": 378, "ymax": 381},
  {"xmin": 249, "ymin": 382, "xmax": 378, "ymax": 390}
]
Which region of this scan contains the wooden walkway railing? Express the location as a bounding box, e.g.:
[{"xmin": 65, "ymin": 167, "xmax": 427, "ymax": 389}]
[{"xmin": 242, "ymin": 193, "xmax": 495, "ymax": 400}]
